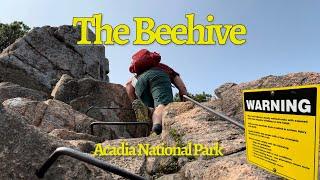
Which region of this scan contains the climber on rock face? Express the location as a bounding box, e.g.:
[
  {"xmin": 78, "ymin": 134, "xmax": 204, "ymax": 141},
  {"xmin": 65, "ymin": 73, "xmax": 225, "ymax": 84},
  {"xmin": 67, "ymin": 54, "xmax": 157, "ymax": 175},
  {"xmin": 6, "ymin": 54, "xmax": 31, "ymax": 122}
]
[{"xmin": 125, "ymin": 49, "xmax": 188, "ymax": 135}]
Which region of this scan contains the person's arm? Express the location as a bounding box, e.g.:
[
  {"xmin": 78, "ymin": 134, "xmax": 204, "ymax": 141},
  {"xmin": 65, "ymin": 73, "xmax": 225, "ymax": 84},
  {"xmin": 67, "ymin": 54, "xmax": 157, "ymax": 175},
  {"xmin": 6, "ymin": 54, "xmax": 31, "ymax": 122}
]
[
  {"xmin": 125, "ymin": 77, "xmax": 137, "ymax": 103},
  {"xmin": 173, "ymin": 76, "xmax": 188, "ymax": 101}
]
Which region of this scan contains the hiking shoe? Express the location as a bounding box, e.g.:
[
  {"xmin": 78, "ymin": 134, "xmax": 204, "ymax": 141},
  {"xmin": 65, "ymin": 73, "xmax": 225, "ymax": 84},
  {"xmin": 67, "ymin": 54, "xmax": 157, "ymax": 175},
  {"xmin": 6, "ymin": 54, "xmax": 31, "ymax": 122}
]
[
  {"xmin": 152, "ymin": 124, "xmax": 162, "ymax": 135},
  {"xmin": 132, "ymin": 99, "xmax": 151, "ymax": 123}
]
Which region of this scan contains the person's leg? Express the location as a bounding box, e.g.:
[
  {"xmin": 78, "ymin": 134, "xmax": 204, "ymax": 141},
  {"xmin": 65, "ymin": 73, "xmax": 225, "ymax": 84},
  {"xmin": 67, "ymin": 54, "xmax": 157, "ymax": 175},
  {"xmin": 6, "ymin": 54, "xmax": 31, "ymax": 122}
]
[
  {"xmin": 151, "ymin": 104, "xmax": 165, "ymax": 134},
  {"xmin": 135, "ymin": 72, "xmax": 154, "ymax": 108},
  {"xmin": 133, "ymin": 72, "xmax": 154, "ymax": 123},
  {"xmin": 135, "ymin": 69, "xmax": 173, "ymax": 135},
  {"xmin": 149, "ymin": 70, "xmax": 173, "ymax": 135}
]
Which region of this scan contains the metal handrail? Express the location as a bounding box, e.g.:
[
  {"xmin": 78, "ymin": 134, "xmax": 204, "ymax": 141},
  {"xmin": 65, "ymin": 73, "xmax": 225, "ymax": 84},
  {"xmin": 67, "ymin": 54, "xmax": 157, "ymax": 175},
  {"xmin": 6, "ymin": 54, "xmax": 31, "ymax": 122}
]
[
  {"xmin": 85, "ymin": 106, "xmax": 150, "ymax": 136},
  {"xmin": 35, "ymin": 147, "xmax": 146, "ymax": 180},
  {"xmin": 183, "ymin": 95, "xmax": 245, "ymax": 130},
  {"xmin": 90, "ymin": 122, "xmax": 150, "ymax": 136}
]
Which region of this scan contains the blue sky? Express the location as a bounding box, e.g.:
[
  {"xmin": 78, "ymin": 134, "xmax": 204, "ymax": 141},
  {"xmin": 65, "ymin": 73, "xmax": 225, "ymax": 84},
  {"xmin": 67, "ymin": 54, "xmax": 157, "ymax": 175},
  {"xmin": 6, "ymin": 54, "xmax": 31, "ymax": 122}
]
[{"xmin": 0, "ymin": 0, "xmax": 319, "ymax": 94}]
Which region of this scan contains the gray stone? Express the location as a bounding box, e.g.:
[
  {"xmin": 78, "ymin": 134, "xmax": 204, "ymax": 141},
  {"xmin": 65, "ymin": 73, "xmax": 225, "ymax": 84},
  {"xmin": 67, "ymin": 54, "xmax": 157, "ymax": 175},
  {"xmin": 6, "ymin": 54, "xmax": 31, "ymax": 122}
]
[
  {"xmin": 2, "ymin": 98, "xmax": 115, "ymax": 140},
  {"xmin": 49, "ymin": 129, "xmax": 104, "ymax": 142},
  {"xmin": 214, "ymin": 82, "xmax": 237, "ymax": 99},
  {"xmin": 146, "ymin": 156, "xmax": 181, "ymax": 176},
  {"xmin": 51, "ymin": 75, "xmax": 147, "ymax": 138},
  {"xmin": 0, "ymin": 82, "xmax": 47, "ymax": 103},
  {"xmin": 0, "ymin": 25, "xmax": 109, "ymax": 92},
  {"xmin": 99, "ymin": 136, "xmax": 161, "ymax": 179},
  {"xmin": 161, "ymin": 101, "xmax": 246, "ymax": 157},
  {"xmin": 156, "ymin": 173, "xmax": 183, "ymax": 180},
  {"xmin": 213, "ymin": 72, "xmax": 320, "ymax": 121},
  {"xmin": 181, "ymin": 151, "xmax": 281, "ymax": 180},
  {"xmin": 68, "ymin": 140, "xmax": 96, "ymax": 153},
  {"xmin": 0, "ymin": 109, "xmax": 112, "ymax": 179}
]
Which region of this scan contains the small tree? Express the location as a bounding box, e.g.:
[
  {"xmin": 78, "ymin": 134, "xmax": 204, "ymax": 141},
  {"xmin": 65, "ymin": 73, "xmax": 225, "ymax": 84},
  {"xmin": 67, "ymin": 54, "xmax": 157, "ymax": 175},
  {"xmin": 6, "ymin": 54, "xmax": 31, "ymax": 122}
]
[
  {"xmin": 0, "ymin": 21, "xmax": 30, "ymax": 52},
  {"xmin": 174, "ymin": 91, "xmax": 212, "ymax": 102},
  {"xmin": 191, "ymin": 92, "xmax": 213, "ymax": 102}
]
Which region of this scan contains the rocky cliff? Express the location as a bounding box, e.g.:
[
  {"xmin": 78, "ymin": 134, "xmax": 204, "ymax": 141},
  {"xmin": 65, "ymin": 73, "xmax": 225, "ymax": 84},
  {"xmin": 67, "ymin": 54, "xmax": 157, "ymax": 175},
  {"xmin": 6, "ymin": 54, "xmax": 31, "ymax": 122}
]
[
  {"xmin": 0, "ymin": 25, "xmax": 319, "ymax": 180},
  {"xmin": 0, "ymin": 25, "xmax": 109, "ymax": 92}
]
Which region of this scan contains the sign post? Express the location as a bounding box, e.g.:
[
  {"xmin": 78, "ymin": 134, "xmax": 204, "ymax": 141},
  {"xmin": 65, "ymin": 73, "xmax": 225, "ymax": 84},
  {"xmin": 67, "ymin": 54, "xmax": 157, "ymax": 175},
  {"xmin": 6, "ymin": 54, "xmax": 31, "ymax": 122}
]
[{"xmin": 243, "ymin": 85, "xmax": 320, "ymax": 180}]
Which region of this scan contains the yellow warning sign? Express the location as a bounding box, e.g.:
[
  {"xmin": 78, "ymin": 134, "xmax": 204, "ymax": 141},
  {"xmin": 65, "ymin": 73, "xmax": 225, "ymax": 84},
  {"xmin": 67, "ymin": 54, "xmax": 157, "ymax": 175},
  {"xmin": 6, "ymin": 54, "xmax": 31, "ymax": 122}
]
[{"xmin": 243, "ymin": 85, "xmax": 320, "ymax": 180}]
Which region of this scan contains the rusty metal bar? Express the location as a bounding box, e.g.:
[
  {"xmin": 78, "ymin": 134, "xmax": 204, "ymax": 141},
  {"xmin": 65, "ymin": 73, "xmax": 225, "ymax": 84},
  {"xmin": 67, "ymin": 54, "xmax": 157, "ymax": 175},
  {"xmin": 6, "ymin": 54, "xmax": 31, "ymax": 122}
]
[
  {"xmin": 90, "ymin": 122, "xmax": 150, "ymax": 136},
  {"xmin": 35, "ymin": 147, "xmax": 146, "ymax": 180},
  {"xmin": 183, "ymin": 95, "xmax": 245, "ymax": 130}
]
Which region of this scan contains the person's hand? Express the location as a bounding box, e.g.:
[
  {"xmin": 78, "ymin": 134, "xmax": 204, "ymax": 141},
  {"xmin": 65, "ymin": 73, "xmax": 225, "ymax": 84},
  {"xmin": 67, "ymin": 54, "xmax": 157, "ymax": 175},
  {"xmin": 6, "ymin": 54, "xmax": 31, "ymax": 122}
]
[
  {"xmin": 179, "ymin": 91, "xmax": 187, "ymax": 102},
  {"xmin": 125, "ymin": 77, "xmax": 137, "ymax": 102}
]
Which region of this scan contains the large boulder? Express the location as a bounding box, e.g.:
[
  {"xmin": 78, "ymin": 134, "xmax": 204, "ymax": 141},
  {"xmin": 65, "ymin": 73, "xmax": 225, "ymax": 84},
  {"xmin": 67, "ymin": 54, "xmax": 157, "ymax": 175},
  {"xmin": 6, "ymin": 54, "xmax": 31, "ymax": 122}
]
[
  {"xmin": 49, "ymin": 129, "xmax": 104, "ymax": 142},
  {"xmin": 97, "ymin": 136, "xmax": 191, "ymax": 179},
  {"xmin": 180, "ymin": 151, "xmax": 281, "ymax": 180},
  {"xmin": 214, "ymin": 72, "xmax": 320, "ymax": 121},
  {"xmin": 2, "ymin": 98, "xmax": 115, "ymax": 140},
  {"xmin": 98, "ymin": 136, "xmax": 161, "ymax": 179},
  {"xmin": 161, "ymin": 101, "xmax": 245, "ymax": 156},
  {"xmin": 0, "ymin": 108, "xmax": 112, "ymax": 179},
  {"xmin": 214, "ymin": 82, "xmax": 237, "ymax": 99},
  {"xmin": 155, "ymin": 100, "xmax": 280, "ymax": 179},
  {"xmin": 94, "ymin": 100, "xmax": 276, "ymax": 179},
  {"xmin": 0, "ymin": 82, "xmax": 47, "ymax": 103},
  {"xmin": 0, "ymin": 25, "xmax": 109, "ymax": 93},
  {"xmin": 51, "ymin": 74, "xmax": 147, "ymax": 138},
  {"xmin": 109, "ymin": 101, "xmax": 246, "ymax": 179}
]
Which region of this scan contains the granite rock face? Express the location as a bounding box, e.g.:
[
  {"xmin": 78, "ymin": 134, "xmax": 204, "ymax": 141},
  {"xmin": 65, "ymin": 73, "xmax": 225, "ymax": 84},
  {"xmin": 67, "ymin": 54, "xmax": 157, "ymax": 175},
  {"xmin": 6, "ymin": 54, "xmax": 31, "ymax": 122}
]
[
  {"xmin": 180, "ymin": 151, "xmax": 281, "ymax": 180},
  {"xmin": 0, "ymin": 23, "xmax": 317, "ymax": 179},
  {"xmin": 2, "ymin": 97, "xmax": 115, "ymax": 140},
  {"xmin": 0, "ymin": 109, "xmax": 112, "ymax": 180},
  {"xmin": 98, "ymin": 137, "xmax": 161, "ymax": 180},
  {"xmin": 95, "ymin": 96, "xmax": 282, "ymax": 179},
  {"xmin": 51, "ymin": 74, "xmax": 147, "ymax": 138},
  {"xmin": 0, "ymin": 82, "xmax": 47, "ymax": 103},
  {"xmin": 0, "ymin": 25, "xmax": 109, "ymax": 92},
  {"xmin": 214, "ymin": 72, "xmax": 320, "ymax": 120},
  {"xmin": 49, "ymin": 128, "xmax": 104, "ymax": 142},
  {"xmin": 161, "ymin": 101, "xmax": 246, "ymax": 156},
  {"xmin": 1, "ymin": 72, "xmax": 317, "ymax": 179}
]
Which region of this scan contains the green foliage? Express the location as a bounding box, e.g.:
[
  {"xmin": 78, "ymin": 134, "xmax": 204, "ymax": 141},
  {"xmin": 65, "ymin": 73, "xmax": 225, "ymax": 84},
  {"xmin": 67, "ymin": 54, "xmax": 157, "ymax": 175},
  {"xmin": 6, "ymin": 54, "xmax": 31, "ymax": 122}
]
[
  {"xmin": 174, "ymin": 91, "xmax": 212, "ymax": 102},
  {"xmin": 0, "ymin": 21, "xmax": 30, "ymax": 52}
]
